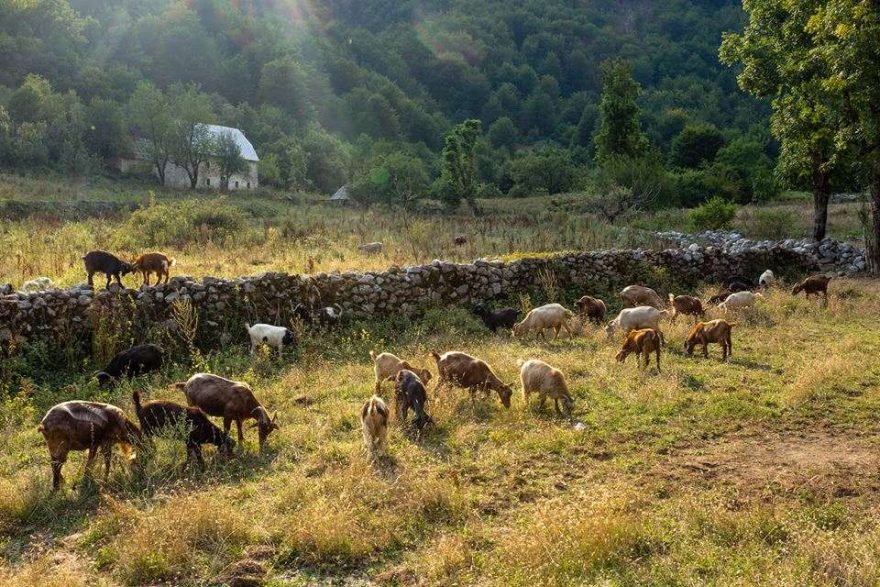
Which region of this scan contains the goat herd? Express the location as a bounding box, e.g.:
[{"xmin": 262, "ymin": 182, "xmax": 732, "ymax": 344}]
[{"xmin": 34, "ymin": 262, "xmax": 834, "ymax": 490}]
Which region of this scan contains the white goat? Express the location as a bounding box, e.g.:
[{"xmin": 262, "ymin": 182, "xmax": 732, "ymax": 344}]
[
  {"xmin": 620, "ymin": 285, "xmax": 664, "ymax": 309},
  {"xmin": 605, "ymin": 306, "xmax": 668, "ymax": 344},
  {"xmin": 245, "ymin": 323, "xmax": 296, "ymax": 354},
  {"xmin": 758, "ymin": 270, "xmax": 776, "ymax": 288},
  {"xmin": 512, "ymin": 303, "xmax": 575, "ymax": 340},
  {"xmin": 718, "ymin": 291, "xmax": 763, "ymax": 313},
  {"xmin": 22, "ymin": 277, "xmax": 53, "ymax": 292},
  {"xmin": 519, "ymin": 359, "xmax": 574, "ymax": 415},
  {"xmin": 361, "ymin": 395, "xmax": 389, "ymax": 457}
]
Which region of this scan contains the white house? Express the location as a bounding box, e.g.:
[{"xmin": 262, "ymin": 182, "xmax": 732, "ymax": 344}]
[{"xmin": 117, "ymin": 124, "xmax": 259, "ymax": 190}]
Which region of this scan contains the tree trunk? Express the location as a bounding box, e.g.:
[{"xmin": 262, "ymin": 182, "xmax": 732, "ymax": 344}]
[
  {"xmin": 811, "ymin": 153, "xmax": 831, "ymax": 241},
  {"xmin": 870, "ymin": 170, "xmax": 880, "ymax": 275}
]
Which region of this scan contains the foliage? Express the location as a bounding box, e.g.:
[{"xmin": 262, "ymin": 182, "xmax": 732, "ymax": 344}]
[
  {"xmin": 350, "ymin": 152, "xmax": 429, "ymax": 209},
  {"xmin": 594, "ymin": 60, "xmax": 648, "ymax": 164},
  {"xmin": 687, "ymin": 196, "xmax": 737, "ymax": 230},
  {"xmin": 167, "ymin": 85, "xmax": 216, "ymax": 189},
  {"xmin": 507, "ymin": 145, "xmax": 578, "ymax": 196},
  {"xmin": 214, "ymin": 131, "xmax": 247, "ymax": 191},
  {"xmin": 111, "ymin": 200, "xmax": 245, "ymax": 249},
  {"xmin": 670, "ymin": 123, "xmax": 726, "ymax": 169},
  {"xmin": 438, "ymin": 119, "xmax": 482, "ymax": 212}
]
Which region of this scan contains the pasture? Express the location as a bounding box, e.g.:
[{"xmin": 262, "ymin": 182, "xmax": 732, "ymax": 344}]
[{"xmin": 2, "ymin": 277, "xmax": 880, "ymax": 586}]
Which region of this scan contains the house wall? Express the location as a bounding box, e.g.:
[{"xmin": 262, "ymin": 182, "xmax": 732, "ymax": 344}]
[{"xmin": 117, "ymin": 158, "xmax": 259, "ymax": 190}]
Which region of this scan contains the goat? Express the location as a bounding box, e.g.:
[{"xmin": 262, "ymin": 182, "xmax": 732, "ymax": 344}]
[
  {"xmin": 472, "ymin": 305, "xmax": 519, "ymax": 333},
  {"xmin": 369, "ymin": 351, "xmax": 432, "ymax": 394},
  {"xmin": 575, "ymin": 295, "xmax": 606, "ymax": 325},
  {"xmin": 132, "ymin": 252, "xmax": 176, "ymax": 286},
  {"xmin": 724, "ymin": 276, "xmax": 754, "ymax": 292},
  {"xmin": 684, "ymin": 319, "xmax": 736, "ymax": 361},
  {"xmin": 95, "ymin": 344, "xmax": 165, "ymax": 388},
  {"xmin": 518, "ymin": 359, "xmax": 574, "ymax": 415},
  {"xmin": 292, "ymin": 303, "xmax": 344, "ymax": 327},
  {"xmin": 454, "ymin": 235, "xmax": 468, "ymax": 246},
  {"xmin": 792, "ymin": 274, "xmax": 832, "ymax": 300},
  {"xmin": 358, "ymin": 242, "xmax": 384, "ymax": 254},
  {"xmin": 38, "ymin": 401, "xmax": 141, "ymax": 490},
  {"xmin": 245, "ymin": 323, "xmax": 295, "ymax": 355},
  {"xmin": 22, "ymin": 277, "xmax": 53, "ymax": 292},
  {"xmin": 620, "ymin": 285, "xmax": 664, "ymax": 309},
  {"xmin": 758, "ymin": 269, "xmax": 776, "ymax": 288},
  {"xmin": 615, "ymin": 328, "xmax": 662, "ymax": 372},
  {"xmin": 83, "ymin": 250, "xmax": 133, "ymax": 289},
  {"xmin": 709, "ymin": 289, "xmax": 734, "ymax": 305},
  {"xmin": 394, "ymin": 370, "xmax": 432, "ymax": 431},
  {"xmin": 132, "ymin": 390, "xmax": 234, "ymax": 469},
  {"xmin": 605, "ymin": 306, "xmax": 667, "ymax": 345},
  {"xmin": 718, "ymin": 291, "xmax": 763, "ymax": 313},
  {"xmin": 430, "ymin": 351, "xmax": 513, "ymax": 408},
  {"xmin": 176, "ymin": 373, "xmax": 278, "ymax": 451},
  {"xmin": 512, "ymin": 303, "xmax": 575, "ymax": 340},
  {"xmin": 668, "ymin": 293, "xmax": 704, "ymax": 321},
  {"xmin": 361, "ymin": 396, "xmax": 389, "ymax": 457}
]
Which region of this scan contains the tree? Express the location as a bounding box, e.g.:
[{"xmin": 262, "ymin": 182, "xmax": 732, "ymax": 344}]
[
  {"xmin": 720, "ymin": 0, "xmax": 845, "ymax": 241},
  {"xmin": 670, "ymin": 123, "xmax": 726, "ymax": 168},
  {"xmin": 352, "ymin": 152, "xmax": 429, "ymax": 209},
  {"xmin": 127, "ymin": 82, "xmax": 173, "ymax": 185},
  {"xmin": 508, "ymin": 146, "xmax": 577, "ymax": 195},
  {"xmin": 215, "ymin": 131, "xmax": 246, "ymax": 191},
  {"xmin": 438, "ymin": 119, "xmax": 482, "ymax": 212},
  {"xmin": 168, "ymin": 85, "xmax": 215, "ymax": 189},
  {"xmin": 86, "ymin": 98, "xmax": 128, "ymax": 161},
  {"xmin": 488, "ymin": 116, "xmax": 518, "ymax": 151},
  {"xmin": 594, "ymin": 60, "xmax": 648, "ymax": 164}
]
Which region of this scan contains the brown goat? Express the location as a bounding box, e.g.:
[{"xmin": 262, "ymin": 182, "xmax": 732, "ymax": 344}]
[
  {"xmin": 615, "ymin": 328, "xmax": 662, "ymax": 372},
  {"xmin": 176, "ymin": 373, "xmax": 278, "ymax": 451},
  {"xmin": 38, "ymin": 401, "xmax": 141, "ymax": 490},
  {"xmin": 361, "ymin": 395, "xmax": 389, "ymax": 458},
  {"xmin": 575, "ymin": 295, "xmax": 607, "ymax": 325},
  {"xmin": 454, "ymin": 234, "xmax": 468, "ymax": 246},
  {"xmin": 430, "ymin": 351, "xmax": 513, "ymax": 408},
  {"xmin": 369, "ymin": 351, "xmax": 432, "ymax": 394},
  {"xmin": 684, "ymin": 319, "xmax": 736, "ymax": 361},
  {"xmin": 132, "ymin": 252, "xmax": 176, "ymax": 286},
  {"xmin": 668, "ymin": 293, "xmax": 705, "ymax": 321},
  {"xmin": 792, "ymin": 274, "xmax": 832, "ymax": 300}
]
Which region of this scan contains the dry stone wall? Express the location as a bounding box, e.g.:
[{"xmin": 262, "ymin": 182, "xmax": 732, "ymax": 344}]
[{"xmin": 0, "ymin": 238, "xmax": 862, "ymax": 355}]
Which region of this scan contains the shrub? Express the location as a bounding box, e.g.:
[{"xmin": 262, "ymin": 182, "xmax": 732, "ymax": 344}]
[
  {"xmin": 736, "ymin": 206, "xmax": 798, "ymax": 239},
  {"xmin": 687, "ymin": 196, "xmax": 737, "ymax": 231},
  {"xmin": 111, "ymin": 200, "xmax": 246, "ymax": 249}
]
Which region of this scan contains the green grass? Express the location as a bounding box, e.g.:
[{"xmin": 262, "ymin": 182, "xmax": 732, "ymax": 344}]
[{"xmin": 2, "ymin": 279, "xmax": 880, "ymax": 585}]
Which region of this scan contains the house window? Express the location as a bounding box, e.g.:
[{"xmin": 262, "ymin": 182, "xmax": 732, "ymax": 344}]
[
  {"xmin": 235, "ymin": 181, "xmax": 239, "ymax": 188},
  {"xmin": 205, "ymin": 178, "xmax": 210, "ymax": 186},
  {"xmin": 246, "ymin": 182, "xmax": 251, "ymax": 189}
]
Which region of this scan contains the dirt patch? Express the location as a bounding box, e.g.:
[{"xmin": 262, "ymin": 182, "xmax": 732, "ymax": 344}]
[{"xmin": 653, "ymin": 430, "xmax": 880, "ymax": 500}]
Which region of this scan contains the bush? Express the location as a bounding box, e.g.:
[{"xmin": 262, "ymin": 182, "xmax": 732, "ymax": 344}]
[
  {"xmin": 736, "ymin": 206, "xmax": 797, "ymax": 239},
  {"xmin": 687, "ymin": 196, "xmax": 737, "ymax": 231},
  {"xmin": 594, "ymin": 152, "xmax": 673, "ymax": 210},
  {"xmin": 507, "ymin": 145, "xmax": 578, "ymax": 195},
  {"xmin": 111, "ymin": 200, "xmax": 246, "ymax": 249}
]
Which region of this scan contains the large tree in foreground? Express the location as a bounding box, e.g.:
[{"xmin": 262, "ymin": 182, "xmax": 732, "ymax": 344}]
[{"xmin": 720, "ymin": 0, "xmax": 846, "ymax": 242}]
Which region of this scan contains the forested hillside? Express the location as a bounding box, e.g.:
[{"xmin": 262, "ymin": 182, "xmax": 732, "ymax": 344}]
[{"xmin": 0, "ymin": 0, "xmax": 770, "ymax": 198}]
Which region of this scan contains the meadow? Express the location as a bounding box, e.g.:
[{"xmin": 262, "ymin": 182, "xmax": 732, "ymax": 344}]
[{"xmin": 0, "ymin": 173, "xmax": 867, "ymax": 289}]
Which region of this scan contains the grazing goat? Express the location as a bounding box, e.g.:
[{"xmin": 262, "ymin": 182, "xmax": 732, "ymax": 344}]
[
  {"xmin": 95, "ymin": 344, "xmax": 165, "ymax": 388},
  {"xmin": 132, "ymin": 390, "xmax": 234, "ymax": 469},
  {"xmin": 725, "ymin": 276, "xmax": 754, "ymax": 292},
  {"xmin": 620, "ymin": 285, "xmax": 664, "ymax": 309},
  {"xmin": 668, "ymin": 294, "xmax": 704, "ymax": 321},
  {"xmin": 394, "ymin": 370, "xmax": 432, "ymax": 430},
  {"xmin": 473, "ymin": 305, "xmax": 519, "ymax": 332},
  {"xmin": 709, "ymin": 289, "xmax": 734, "ymax": 305},
  {"xmin": 454, "ymin": 235, "xmax": 468, "ymax": 246},
  {"xmin": 83, "ymin": 250, "xmax": 133, "ymax": 289},
  {"xmin": 605, "ymin": 306, "xmax": 667, "ymax": 345},
  {"xmin": 245, "ymin": 323, "xmax": 295, "ymax": 355},
  {"xmin": 430, "ymin": 351, "xmax": 513, "ymax": 408},
  {"xmin": 512, "ymin": 303, "xmax": 575, "ymax": 340},
  {"xmin": 370, "ymin": 351, "xmax": 432, "ymax": 394},
  {"xmin": 176, "ymin": 373, "xmax": 278, "ymax": 451},
  {"xmin": 685, "ymin": 319, "xmax": 735, "ymax": 361},
  {"xmin": 616, "ymin": 328, "xmax": 662, "ymax": 372},
  {"xmin": 758, "ymin": 269, "xmax": 776, "ymax": 288},
  {"xmin": 38, "ymin": 401, "xmax": 141, "ymax": 490},
  {"xmin": 132, "ymin": 252, "xmax": 175, "ymax": 286},
  {"xmin": 22, "ymin": 277, "xmax": 53, "ymax": 292},
  {"xmin": 292, "ymin": 303, "xmax": 344, "ymax": 327},
  {"xmin": 718, "ymin": 291, "xmax": 763, "ymax": 313},
  {"xmin": 361, "ymin": 396, "xmax": 389, "ymax": 457},
  {"xmin": 575, "ymin": 295, "xmax": 606, "ymax": 325},
  {"xmin": 358, "ymin": 242, "xmax": 384, "ymax": 254},
  {"xmin": 518, "ymin": 359, "xmax": 574, "ymax": 415},
  {"xmin": 792, "ymin": 274, "xmax": 832, "ymax": 299}
]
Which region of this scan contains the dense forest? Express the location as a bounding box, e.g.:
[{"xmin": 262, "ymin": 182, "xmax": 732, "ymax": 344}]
[{"xmin": 0, "ymin": 0, "xmax": 777, "ymax": 205}]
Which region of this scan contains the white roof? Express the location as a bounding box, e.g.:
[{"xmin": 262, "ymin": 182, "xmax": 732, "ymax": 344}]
[
  {"xmin": 330, "ymin": 185, "xmax": 350, "ymax": 200},
  {"xmin": 199, "ymin": 124, "xmax": 259, "ymax": 162}
]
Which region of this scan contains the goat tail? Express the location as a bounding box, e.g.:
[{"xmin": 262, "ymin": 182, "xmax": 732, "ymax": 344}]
[
  {"xmin": 37, "ymin": 423, "xmax": 44, "ymax": 433},
  {"xmin": 727, "ymin": 322, "xmax": 738, "ymax": 328},
  {"xmin": 132, "ymin": 390, "xmax": 143, "ymax": 419},
  {"xmin": 244, "ymin": 322, "xmax": 251, "ymax": 332},
  {"xmin": 369, "ymin": 350, "xmax": 377, "ymax": 361},
  {"xmin": 173, "ymin": 381, "xmax": 187, "ymax": 392},
  {"xmin": 168, "ymin": 258, "xmax": 177, "ymax": 267},
  {"xmin": 516, "ymin": 358, "xmax": 526, "ymax": 368},
  {"xmin": 668, "ymin": 293, "xmax": 675, "ymax": 304},
  {"xmin": 429, "ymin": 351, "xmax": 441, "ymax": 362}
]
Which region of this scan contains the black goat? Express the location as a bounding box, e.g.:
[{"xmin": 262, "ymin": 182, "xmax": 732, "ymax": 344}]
[
  {"xmin": 473, "ymin": 305, "xmax": 519, "ymax": 332},
  {"xmin": 292, "ymin": 303, "xmax": 344, "ymax": 327},
  {"xmin": 133, "ymin": 391, "xmax": 234, "ymax": 469},
  {"xmin": 96, "ymin": 344, "xmax": 165, "ymax": 388},
  {"xmin": 394, "ymin": 370, "xmax": 432, "ymax": 431},
  {"xmin": 83, "ymin": 250, "xmax": 133, "ymax": 289}
]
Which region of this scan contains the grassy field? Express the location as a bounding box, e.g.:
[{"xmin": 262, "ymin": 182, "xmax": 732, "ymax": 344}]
[
  {"xmin": 0, "ymin": 173, "xmax": 867, "ymax": 288},
  {"xmin": 2, "ymin": 278, "xmax": 880, "ymax": 585}
]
